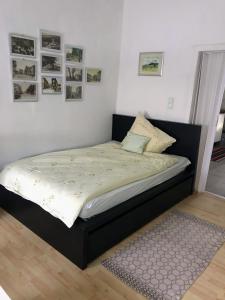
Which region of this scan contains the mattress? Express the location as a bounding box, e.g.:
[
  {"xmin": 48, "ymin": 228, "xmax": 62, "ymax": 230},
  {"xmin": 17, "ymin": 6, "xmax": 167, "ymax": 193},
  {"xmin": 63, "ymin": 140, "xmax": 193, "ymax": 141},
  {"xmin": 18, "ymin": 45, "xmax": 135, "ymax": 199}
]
[
  {"xmin": 79, "ymin": 155, "xmax": 190, "ymax": 219},
  {"xmin": 0, "ymin": 142, "xmax": 179, "ymax": 227}
]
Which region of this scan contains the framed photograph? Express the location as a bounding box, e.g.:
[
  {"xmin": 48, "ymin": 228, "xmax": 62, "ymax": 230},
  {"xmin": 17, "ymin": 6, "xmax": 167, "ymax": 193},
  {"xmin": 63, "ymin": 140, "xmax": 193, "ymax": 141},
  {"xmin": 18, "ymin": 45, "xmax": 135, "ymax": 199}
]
[
  {"xmin": 40, "ymin": 30, "xmax": 62, "ymax": 52},
  {"xmin": 13, "ymin": 81, "xmax": 38, "ymax": 102},
  {"xmin": 42, "ymin": 76, "xmax": 62, "ymax": 94},
  {"xmin": 41, "ymin": 54, "xmax": 62, "ymax": 73},
  {"xmin": 66, "ymin": 66, "xmax": 83, "ymax": 82},
  {"xmin": 10, "ymin": 33, "xmax": 36, "ymax": 58},
  {"xmin": 11, "ymin": 58, "xmax": 37, "ymax": 81},
  {"xmin": 85, "ymin": 68, "xmax": 102, "ymax": 84},
  {"xmin": 138, "ymin": 52, "xmax": 163, "ymax": 76},
  {"xmin": 65, "ymin": 45, "xmax": 84, "ymax": 64},
  {"xmin": 65, "ymin": 83, "xmax": 83, "ymax": 101}
]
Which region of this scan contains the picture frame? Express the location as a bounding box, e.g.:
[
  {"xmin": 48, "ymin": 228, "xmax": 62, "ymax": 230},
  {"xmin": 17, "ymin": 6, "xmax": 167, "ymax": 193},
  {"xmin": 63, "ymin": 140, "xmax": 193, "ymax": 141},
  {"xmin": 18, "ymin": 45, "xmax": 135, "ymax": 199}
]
[
  {"xmin": 40, "ymin": 30, "xmax": 62, "ymax": 52},
  {"xmin": 65, "ymin": 83, "xmax": 83, "ymax": 101},
  {"xmin": 10, "ymin": 33, "xmax": 36, "ymax": 58},
  {"xmin": 41, "ymin": 53, "xmax": 62, "ymax": 73},
  {"xmin": 13, "ymin": 81, "xmax": 38, "ymax": 102},
  {"xmin": 11, "ymin": 58, "xmax": 37, "ymax": 81},
  {"xmin": 138, "ymin": 52, "xmax": 163, "ymax": 76},
  {"xmin": 65, "ymin": 65, "xmax": 83, "ymax": 82},
  {"xmin": 85, "ymin": 68, "xmax": 102, "ymax": 84},
  {"xmin": 65, "ymin": 45, "xmax": 84, "ymax": 64},
  {"xmin": 42, "ymin": 76, "xmax": 62, "ymax": 95}
]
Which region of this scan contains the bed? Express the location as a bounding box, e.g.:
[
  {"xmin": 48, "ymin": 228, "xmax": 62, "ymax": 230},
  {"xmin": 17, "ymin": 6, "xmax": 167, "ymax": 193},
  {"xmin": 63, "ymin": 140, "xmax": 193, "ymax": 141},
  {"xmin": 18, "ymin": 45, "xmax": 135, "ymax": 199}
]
[{"xmin": 0, "ymin": 114, "xmax": 201, "ymax": 269}]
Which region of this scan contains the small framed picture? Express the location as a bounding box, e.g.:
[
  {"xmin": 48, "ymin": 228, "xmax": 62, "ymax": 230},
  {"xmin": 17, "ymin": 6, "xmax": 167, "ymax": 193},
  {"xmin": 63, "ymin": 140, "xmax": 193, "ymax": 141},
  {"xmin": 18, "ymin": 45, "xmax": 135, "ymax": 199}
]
[
  {"xmin": 65, "ymin": 45, "xmax": 84, "ymax": 64},
  {"xmin": 65, "ymin": 83, "xmax": 83, "ymax": 101},
  {"xmin": 66, "ymin": 66, "xmax": 83, "ymax": 82},
  {"xmin": 42, "ymin": 76, "xmax": 62, "ymax": 94},
  {"xmin": 85, "ymin": 68, "xmax": 102, "ymax": 84},
  {"xmin": 11, "ymin": 58, "xmax": 37, "ymax": 81},
  {"xmin": 138, "ymin": 52, "xmax": 163, "ymax": 76},
  {"xmin": 40, "ymin": 30, "xmax": 62, "ymax": 52},
  {"xmin": 10, "ymin": 33, "xmax": 36, "ymax": 58},
  {"xmin": 13, "ymin": 81, "xmax": 38, "ymax": 102},
  {"xmin": 41, "ymin": 53, "xmax": 62, "ymax": 73}
]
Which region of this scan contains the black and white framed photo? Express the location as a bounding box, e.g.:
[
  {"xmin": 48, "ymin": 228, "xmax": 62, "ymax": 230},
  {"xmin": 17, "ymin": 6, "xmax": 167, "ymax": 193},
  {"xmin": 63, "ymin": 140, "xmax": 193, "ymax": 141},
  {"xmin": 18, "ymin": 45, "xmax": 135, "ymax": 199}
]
[
  {"xmin": 11, "ymin": 58, "xmax": 37, "ymax": 81},
  {"xmin": 65, "ymin": 66, "xmax": 83, "ymax": 82},
  {"xmin": 10, "ymin": 33, "xmax": 36, "ymax": 58},
  {"xmin": 41, "ymin": 53, "xmax": 62, "ymax": 73},
  {"xmin": 40, "ymin": 30, "xmax": 62, "ymax": 52},
  {"xmin": 13, "ymin": 81, "xmax": 38, "ymax": 102},
  {"xmin": 65, "ymin": 83, "xmax": 83, "ymax": 101},
  {"xmin": 65, "ymin": 45, "xmax": 84, "ymax": 64},
  {"xmin": 85, "ymin": 68, "xmax": 102, "ymax": 84},
  {"xmin": 42, "ymin": 76, "xmax": 62, "ymax": 94}
]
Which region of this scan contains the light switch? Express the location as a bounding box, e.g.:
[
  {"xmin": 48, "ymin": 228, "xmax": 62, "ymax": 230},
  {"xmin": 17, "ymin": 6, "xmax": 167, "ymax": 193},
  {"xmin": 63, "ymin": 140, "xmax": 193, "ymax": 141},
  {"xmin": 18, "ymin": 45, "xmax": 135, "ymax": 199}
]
[{"xmin": 167, "ymin": 97, "xmax": 174, "ymax": 109}]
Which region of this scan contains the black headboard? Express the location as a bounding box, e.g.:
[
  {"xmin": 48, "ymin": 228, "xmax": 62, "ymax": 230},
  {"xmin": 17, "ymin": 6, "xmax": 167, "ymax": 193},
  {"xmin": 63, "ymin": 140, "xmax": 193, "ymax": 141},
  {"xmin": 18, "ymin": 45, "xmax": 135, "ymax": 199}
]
[{"xmin": 112, "ymin": 114, "xmax": 201, "ymax": 171}]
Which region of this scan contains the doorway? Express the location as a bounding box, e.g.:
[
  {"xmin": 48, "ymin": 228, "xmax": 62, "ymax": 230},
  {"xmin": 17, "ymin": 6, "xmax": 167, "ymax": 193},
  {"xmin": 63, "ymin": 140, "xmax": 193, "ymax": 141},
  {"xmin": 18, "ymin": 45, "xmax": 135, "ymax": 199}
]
[
  {"xmin": 205, "ymin": 91, "xmax": 225, "ymax": 196},
  {"xmin": 190, "ymin": 50, "xmax": 225, "ymax": 195}
]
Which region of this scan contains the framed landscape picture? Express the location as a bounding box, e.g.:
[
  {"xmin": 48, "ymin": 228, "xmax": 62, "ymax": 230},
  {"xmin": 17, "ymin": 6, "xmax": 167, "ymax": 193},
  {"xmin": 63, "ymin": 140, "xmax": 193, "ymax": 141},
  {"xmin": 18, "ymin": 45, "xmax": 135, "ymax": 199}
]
[
  {"xmin": 41, "ymin": 54, "xmax": 62, "ymax": 73},
  {"xmin": 86, "ymin": 68, "xmax": 102, "ymax": 84},
  {"xmin": 42, "ymin": 76, "xmax": 62, "ymax": 94},
  {"xmin": 11, "ymin": 58, "xmax": 37, "ymax": 81},
  {"xmin": 66, "ymin": 66, "xmax": 83, "ymax": 82},
  {"xmin": 40, "ymin": 30, "xmax": 62, "ymax": 52},
  {"xmin": 138, "ymin": 52, "xmax": 163, "ymax": 76},
  {"xmin": 10, "ymin": 33, "xmax": 36, "ymax": 58},
  {"xmin": 13, "ymin": 81, "xmax": 38, "ymax": 102},
  {"xmin": 65, "ymin": 45, "xmax": 84, "ymax": 64},
  {"xmin": 65, "ymin": 83, "xmax": 83, "ymax": 101}
]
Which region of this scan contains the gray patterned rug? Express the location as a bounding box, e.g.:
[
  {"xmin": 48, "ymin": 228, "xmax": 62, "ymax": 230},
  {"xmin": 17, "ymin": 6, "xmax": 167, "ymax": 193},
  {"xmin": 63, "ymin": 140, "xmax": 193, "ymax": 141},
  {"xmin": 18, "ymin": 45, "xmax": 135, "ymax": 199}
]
[{"xmin": 102, "ymin": 210, "xmax": 225, "ymax": 300}]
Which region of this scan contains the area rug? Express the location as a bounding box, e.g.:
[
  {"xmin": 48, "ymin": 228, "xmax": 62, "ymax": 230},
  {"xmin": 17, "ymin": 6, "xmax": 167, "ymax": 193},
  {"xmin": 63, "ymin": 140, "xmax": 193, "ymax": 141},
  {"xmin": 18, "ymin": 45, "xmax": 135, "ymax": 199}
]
[
  {"xmin": 102, "ymin": 210, "xmax": 225, "ymax": 300},
  {"xmin": 211, "ymin": 146, "xmax": 225, "ymax": 161}
]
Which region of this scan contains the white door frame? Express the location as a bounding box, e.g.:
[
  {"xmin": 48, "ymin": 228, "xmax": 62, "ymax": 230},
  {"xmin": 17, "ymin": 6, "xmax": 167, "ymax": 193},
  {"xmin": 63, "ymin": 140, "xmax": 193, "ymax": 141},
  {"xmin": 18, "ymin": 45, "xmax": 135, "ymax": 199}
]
[{"xmin": 188, "ymin": 44, "xmax": 225, "ymax": 192}]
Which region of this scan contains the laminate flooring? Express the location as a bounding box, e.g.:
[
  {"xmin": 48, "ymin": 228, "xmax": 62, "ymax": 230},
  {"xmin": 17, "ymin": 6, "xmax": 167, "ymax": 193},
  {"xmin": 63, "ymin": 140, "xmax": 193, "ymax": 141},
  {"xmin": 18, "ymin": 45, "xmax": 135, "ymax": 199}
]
[{"xmin": 1, "ymin": 192, "xmax": 225, "ymax": 300}]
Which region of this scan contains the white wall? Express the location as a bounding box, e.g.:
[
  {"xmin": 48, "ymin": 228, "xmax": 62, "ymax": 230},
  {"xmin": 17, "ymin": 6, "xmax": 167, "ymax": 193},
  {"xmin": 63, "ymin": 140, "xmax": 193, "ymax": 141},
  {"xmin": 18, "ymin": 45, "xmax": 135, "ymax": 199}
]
[
  {"xmin": 0, "ymin": 0, "xmax": 123, "ymax": 168},
  {"xmin": 116, "ymin": 0, "xmax": 225, "ymax": 122}
]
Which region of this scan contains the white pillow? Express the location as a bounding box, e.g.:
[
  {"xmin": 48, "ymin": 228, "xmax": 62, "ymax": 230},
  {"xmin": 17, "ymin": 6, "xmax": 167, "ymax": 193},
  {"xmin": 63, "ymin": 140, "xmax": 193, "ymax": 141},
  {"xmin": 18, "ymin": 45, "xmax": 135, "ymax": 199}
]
[{"xmin": 130, "ymin": 114, "xmax": 176, "ymax": 153}]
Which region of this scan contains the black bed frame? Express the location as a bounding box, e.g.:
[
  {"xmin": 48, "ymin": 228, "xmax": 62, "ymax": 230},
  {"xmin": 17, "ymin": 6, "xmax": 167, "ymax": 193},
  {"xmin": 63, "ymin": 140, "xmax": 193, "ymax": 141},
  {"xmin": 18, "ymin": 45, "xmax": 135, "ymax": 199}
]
[{"xmin": 0, "ymin": 114, "xmax": 201, "ymax": 269}]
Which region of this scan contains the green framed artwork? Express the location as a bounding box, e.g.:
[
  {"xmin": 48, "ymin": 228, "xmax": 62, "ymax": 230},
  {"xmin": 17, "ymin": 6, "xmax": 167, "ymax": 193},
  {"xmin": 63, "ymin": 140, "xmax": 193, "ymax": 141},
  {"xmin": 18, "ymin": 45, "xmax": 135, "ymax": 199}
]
[
  {"xmin": 85, "ymin": 68, "xmax": 102, "ymax": 84},
  {"xmin": 138, "ymin": 52, "xmax": 163, "ymax": 76}
]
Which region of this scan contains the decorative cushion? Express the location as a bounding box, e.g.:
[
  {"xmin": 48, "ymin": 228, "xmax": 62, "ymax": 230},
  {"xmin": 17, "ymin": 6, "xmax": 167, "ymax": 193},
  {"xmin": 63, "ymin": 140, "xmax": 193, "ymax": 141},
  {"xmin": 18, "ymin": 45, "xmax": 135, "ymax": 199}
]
[
  {"xmin": 130, "ymin": 114, "xmax": 176, "ymax": 153},
  {"xmin": 121, "ymin": 131, "xmax": 150, "ymax": 154}
]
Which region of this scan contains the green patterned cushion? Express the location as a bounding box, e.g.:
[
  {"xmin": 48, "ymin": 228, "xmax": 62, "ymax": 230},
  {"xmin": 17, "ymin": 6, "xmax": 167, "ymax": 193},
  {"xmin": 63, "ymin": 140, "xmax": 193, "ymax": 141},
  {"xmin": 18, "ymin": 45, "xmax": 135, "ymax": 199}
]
[{"xmin": 121, "ymin": 131, "xmax": 150, "ymax": 154}]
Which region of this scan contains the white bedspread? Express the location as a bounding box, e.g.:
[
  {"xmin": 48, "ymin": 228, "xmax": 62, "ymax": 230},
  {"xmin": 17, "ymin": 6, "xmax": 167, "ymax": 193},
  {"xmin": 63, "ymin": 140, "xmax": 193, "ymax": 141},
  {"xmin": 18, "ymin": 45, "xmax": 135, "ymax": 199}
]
[{"xmin": 0, "ymin": 142, "xmax": 177, "ymax": 227}]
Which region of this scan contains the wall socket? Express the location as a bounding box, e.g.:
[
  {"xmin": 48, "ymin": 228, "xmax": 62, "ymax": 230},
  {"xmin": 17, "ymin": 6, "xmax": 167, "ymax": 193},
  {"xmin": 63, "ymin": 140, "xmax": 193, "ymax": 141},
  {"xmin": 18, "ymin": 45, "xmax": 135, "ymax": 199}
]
[{"xmin": 167, "ymin": 97, "xmax": 174, "ymax": 109}]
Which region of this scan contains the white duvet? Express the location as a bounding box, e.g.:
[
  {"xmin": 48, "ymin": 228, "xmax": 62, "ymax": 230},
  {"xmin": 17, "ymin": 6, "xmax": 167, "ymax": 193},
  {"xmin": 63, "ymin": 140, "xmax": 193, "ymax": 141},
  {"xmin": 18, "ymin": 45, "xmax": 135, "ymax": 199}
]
[{"xmin": 0, "ymin": 142, "xmax": 178, "ymax": 227}]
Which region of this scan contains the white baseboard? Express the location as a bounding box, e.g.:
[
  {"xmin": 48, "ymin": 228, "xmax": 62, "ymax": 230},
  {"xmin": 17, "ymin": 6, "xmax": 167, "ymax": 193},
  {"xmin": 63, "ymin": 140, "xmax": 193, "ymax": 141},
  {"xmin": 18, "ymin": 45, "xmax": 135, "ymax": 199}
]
[{"xmin": 0, "ymin": 287, "xmax": 11, "ymax": 300}]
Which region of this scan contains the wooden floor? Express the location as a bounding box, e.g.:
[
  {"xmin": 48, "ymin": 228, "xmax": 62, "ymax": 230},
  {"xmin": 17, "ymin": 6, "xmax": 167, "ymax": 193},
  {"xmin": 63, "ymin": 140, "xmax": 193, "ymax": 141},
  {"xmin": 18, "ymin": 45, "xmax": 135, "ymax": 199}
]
[{"xmin": 1, "ymin": 193, "xmax": 225, "ymax": 300}]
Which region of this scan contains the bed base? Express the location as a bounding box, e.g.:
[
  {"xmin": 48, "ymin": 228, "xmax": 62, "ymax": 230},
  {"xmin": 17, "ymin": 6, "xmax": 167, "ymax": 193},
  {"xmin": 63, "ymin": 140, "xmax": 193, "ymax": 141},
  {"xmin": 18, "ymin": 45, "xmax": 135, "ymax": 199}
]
[
  {"xmin": 0, "ymin": 171, "xmax": 193, "ymax": 269},
  {"xmin": 0, "ymin": 114, "xmax": 201, "ymax": 269}
]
